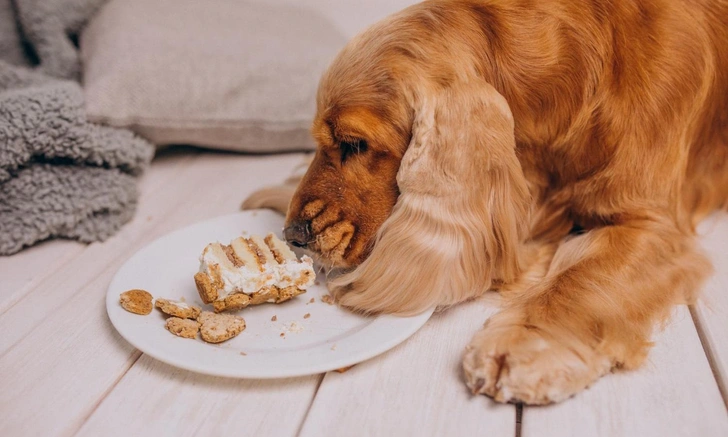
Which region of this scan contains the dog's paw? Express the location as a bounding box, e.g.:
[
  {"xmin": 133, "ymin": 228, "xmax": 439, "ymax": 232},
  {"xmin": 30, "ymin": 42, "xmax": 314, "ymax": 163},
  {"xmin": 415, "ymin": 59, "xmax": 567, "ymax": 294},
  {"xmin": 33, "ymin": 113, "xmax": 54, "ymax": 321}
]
[
  {"xmin": 241, "ymin": 185, "xmax": 295, "ymax": 214},
  {"xmin": 462, "ymin": 319, "xmax": 612, "ymax": 404}
]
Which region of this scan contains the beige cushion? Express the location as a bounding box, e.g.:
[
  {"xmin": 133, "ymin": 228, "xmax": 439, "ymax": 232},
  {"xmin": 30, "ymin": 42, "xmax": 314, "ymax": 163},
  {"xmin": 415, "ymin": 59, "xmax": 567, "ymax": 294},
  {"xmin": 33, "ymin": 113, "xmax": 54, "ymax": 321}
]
[{"xmin": 80, "ymin": 0, "xmax": 349, "ymax": 152}]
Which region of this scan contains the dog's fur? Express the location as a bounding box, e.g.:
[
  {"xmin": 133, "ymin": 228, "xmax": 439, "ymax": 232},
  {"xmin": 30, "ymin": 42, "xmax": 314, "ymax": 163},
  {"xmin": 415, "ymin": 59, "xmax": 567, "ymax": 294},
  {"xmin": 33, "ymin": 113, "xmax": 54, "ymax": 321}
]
[{"xmin": 243, "ymin": 0, "xmax": 728, "ymax": 404}]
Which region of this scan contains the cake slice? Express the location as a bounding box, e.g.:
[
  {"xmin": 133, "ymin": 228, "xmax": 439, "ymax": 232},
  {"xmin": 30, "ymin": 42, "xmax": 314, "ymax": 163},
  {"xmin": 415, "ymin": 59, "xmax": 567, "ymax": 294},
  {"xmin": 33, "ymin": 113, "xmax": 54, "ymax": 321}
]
[{"xmin": 194, "ymin": 233, "xmax": 315, "ymax": 312}]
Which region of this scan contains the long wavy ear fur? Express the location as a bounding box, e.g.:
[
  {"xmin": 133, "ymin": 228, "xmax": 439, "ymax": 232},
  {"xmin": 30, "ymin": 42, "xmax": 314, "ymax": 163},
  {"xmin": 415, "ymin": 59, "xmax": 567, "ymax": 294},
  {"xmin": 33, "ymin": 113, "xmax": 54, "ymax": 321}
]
[{"xmin": 329, "ymin": 82, "xmax": 531, "ymax": 315}]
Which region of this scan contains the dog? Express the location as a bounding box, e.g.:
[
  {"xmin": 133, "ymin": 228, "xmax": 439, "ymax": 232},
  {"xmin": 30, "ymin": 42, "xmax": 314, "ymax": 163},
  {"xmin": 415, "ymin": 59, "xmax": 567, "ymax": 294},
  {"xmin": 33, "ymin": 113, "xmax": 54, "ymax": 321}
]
[{"xmin": 243, "ymin": 0, "xmax": 728, "ymax": 404}]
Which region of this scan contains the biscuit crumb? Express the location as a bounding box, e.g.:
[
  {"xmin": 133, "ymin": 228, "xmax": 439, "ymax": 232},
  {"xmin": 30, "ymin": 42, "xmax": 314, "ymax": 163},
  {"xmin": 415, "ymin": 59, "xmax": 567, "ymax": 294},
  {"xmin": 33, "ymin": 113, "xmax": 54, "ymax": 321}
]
[
  {"xmin": 119, "ymin": 289, "xmax": 153, "ymax": 315},
  {"xmin": 304, "ymin": 313, "xmax": 311, "ymax": 319},
  {"xmin": 271, "ymin": 315, "xmax": 277, "ymax": 322},
  {"xmin": 321, "ymin": 294, "xmax": 334, "ymax": 305},
  {"xmin": 165, "ymin": 317, "xmax": 199, "ymax": 339}
]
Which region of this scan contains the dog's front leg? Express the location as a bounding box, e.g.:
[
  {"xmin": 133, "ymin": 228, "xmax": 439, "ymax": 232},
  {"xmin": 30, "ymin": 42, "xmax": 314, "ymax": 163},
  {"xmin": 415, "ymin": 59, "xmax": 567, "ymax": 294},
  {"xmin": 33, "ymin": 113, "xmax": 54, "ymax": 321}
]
[{"xmin": 463, "ymin": 215, "xmax": 711, "ymax": 404}]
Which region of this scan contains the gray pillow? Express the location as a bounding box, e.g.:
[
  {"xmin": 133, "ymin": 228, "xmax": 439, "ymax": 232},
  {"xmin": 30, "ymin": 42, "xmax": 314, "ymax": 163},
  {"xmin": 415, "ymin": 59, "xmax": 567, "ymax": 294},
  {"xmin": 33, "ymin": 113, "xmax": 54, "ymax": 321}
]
[{"xmin": 80, "ymin": 0, "xmax": 349, "ymax": 152}]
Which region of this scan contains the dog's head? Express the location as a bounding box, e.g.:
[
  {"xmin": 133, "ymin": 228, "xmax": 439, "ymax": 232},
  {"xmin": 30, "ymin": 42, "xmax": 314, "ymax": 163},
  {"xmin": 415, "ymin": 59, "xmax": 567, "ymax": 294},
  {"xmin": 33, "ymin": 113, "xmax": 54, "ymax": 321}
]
[
  {"xmin": 284, "ymin": 8, "xmax": 531, "ymax": 313},
  {"xmin": 283, "ymin": 24, "xmax": 415, "ymax": 268}
]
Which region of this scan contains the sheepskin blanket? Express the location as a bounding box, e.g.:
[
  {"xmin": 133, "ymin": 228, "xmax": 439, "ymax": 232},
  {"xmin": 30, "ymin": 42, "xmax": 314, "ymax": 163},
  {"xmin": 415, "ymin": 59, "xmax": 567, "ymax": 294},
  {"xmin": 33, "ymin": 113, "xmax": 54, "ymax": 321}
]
[{"xmin": 0, "ymin": 0, "xmax": 154, "ymax": 255}]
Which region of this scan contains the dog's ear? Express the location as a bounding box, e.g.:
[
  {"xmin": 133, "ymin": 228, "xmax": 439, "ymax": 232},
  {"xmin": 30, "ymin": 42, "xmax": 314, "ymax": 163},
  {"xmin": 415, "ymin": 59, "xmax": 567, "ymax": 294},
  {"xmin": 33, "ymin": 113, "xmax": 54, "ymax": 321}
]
[{"xmin": 328, "ymin": 82, "xmax": 531, "ymax": 315}]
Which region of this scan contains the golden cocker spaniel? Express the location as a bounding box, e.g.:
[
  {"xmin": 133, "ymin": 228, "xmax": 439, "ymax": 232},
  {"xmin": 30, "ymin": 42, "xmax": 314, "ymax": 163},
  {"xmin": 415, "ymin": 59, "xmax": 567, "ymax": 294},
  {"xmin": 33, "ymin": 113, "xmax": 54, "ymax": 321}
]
[{"xmin": 243, "ymin": 0, "xmax": 728, "ymax": 404}]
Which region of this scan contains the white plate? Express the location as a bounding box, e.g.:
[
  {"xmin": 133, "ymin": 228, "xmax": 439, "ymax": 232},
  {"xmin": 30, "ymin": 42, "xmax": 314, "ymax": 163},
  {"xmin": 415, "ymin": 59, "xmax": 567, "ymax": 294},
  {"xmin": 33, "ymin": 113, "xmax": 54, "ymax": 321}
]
[{"xmin": 106, "ymin": 210, "xmax": 433, "ymax": 378}]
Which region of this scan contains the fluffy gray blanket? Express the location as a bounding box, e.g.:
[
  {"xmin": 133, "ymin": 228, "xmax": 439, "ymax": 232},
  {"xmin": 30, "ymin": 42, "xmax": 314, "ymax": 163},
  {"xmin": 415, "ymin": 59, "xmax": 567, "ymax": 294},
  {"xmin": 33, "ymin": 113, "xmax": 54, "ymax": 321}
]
[{"xmin": 0, "ymin": 0, "xmax": 154, "ymax": 255}]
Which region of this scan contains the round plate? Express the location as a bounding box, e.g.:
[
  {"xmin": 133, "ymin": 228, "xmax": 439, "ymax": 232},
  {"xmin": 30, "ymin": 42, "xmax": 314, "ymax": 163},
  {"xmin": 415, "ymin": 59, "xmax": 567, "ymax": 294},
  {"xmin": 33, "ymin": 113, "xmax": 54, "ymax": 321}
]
[{"xmin": 106, "ymin": 210, "xmax": 434, "ymax": 378}]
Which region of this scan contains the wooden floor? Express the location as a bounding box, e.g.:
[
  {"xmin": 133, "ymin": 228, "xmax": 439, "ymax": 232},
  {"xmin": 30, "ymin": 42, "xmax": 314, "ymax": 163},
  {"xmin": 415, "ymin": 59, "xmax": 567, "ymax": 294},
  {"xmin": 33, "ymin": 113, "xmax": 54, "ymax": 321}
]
[{"xmin": 1, "ymin": 148, "xmax": 727, "ymax": 437}]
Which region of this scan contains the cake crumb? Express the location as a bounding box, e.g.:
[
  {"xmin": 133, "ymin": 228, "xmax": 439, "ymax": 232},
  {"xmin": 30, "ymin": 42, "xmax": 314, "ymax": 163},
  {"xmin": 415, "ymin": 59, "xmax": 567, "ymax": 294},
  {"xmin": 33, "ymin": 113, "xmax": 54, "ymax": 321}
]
[
  {"xmin": 308, "ymin": 297, "xmax": 315, "ymax": 304},
  {"xmin": 285, "ymin": 321, "xmax": 304, "ymax": 333},
  {"xmin": 321, "ymin": 294, "xmax": 334, "ymax": 305},
  {"xmin": 303, "ymin": 313, "xmax": 311, "ymax": 319},
  {"xmin": 239, "ymin": 351, "xmax": 247, "ymax": 356},
  {"xmin": 271, "ymin": 315, "xmax": 277, "ymax": 322},
  {"xmin": 315, "ymin": 281, "xmax": 321, "ymax": 286},
  {"xmin": 331, "ymin": 344, "xmax": 337, "ymax": 351},
  {"xmin": 280, "ymin": 332, "xmax": 285, "ymax": 337}
]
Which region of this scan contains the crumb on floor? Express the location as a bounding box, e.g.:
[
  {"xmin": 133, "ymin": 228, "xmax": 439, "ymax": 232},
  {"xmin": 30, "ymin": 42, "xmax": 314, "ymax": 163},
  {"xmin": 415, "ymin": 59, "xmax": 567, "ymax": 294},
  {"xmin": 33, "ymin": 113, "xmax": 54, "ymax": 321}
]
[
  {"xmin": 335, "ymin": 365, "xmax": 354, "ymax": 373},
  {"xmin": 321, "ymin": 294, "xmax": 334, "ymax": 305},
  {"xmin": 239, "ymin": 351, "xmax": 247, "ymax": 356},
  {"xmin": 331, "ymin": 344, "xmax": 337, "ymax": 351},
  {"xmin": 308, "ymin": 297, "xmax": 315, "ymax": 304},
  {"xmin": 304, "ymin": 313, "xmax": 311, "ymax": 319},
  {"xmin": 271, "ymin": 315, "xmax": 277, "ymax": 322}
]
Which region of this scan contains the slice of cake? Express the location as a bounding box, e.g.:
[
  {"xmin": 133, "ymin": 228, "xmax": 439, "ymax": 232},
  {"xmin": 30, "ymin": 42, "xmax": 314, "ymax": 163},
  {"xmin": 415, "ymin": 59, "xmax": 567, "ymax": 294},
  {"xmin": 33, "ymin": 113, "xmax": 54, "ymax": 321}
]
[{"xmin": 194, "ymin": 233, "xmax": 315, "ymax": 312}]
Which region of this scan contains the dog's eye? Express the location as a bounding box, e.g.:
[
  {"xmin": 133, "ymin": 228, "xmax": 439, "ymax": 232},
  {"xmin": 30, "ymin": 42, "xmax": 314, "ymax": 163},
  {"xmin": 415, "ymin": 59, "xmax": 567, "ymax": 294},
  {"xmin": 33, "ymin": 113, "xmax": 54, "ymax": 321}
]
[{"xmin": 340, "ymin": 139, "xmax": 368, "ymax": 163}]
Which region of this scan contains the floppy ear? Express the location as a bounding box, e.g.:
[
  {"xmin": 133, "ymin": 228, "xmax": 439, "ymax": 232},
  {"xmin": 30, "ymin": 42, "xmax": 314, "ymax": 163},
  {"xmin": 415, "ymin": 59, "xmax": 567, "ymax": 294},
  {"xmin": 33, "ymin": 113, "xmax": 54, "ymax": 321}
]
[{"xmin": 328, "ymin": 82, "xmax": 531, "ymax": 315}]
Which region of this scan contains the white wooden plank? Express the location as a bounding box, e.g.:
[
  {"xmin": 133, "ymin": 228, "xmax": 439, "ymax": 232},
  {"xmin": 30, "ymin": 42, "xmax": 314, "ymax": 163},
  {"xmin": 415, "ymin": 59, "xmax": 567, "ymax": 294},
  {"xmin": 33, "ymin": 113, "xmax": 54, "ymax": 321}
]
[
  {"xmin": 0, "ymin": 152, "xmax": 301, "ymax": 355},
  {"xmin": 0, "ymin": 272, "xmax": 142, "ymax": 437},
  {"xmin": 75, "ymin": 355, "xmax": 320, "ymax": 437},
  {"xmin": 693, "ymin": 211, "xmax": 728, "ymax": 405},
  {"xmin": 298, "ymin": 298, "xmax": 516, "ymax": 437},
  {"xmin": 0, "ymin": 147, "xmax": 197, "ymax": 312},
  {"xmin": 0, "ymin": 240, "xmax": 83, "ymax": 309},
  {"xmin": 0, "ymin": 152, "xmax": 306, "ymax": 437},
  {"xmin": 521, "ymin": 305, "xmax": 728, "ymax": 437}
]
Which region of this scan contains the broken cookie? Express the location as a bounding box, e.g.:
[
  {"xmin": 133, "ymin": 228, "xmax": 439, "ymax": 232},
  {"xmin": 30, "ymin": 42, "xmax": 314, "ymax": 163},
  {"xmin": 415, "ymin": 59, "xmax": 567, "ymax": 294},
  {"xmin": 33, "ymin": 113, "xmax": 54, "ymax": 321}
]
[
  {"xmin": 165, "ymin": 317, "xmax": 200, "ymax": 339},
  {"xmin": 119, "ymin": 289, "xmax": 153, "ymax": 315},
  {"xmin": 155, "ymin": 298, "xmax": 201, "ymax": 319},
  {"xmin": 198, "ymin": 311, "xmax": 246, "ymax": 343}
]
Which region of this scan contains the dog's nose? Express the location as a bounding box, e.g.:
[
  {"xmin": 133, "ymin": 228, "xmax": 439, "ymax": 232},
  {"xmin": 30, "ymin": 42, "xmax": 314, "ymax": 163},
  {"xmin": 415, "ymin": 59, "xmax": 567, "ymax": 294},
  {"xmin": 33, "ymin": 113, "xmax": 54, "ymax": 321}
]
[{"xmin": 284, "ymin": 220, "xmax": 313, "ymax": 247}]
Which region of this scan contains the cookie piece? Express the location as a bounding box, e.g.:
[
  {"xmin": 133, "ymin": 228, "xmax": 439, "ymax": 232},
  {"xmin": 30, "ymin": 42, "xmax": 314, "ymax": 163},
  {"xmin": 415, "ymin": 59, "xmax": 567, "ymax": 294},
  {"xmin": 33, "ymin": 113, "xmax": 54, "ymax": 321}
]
[
  {"xmin": 119, "ymin": 289, "xmax": 153, "ymax": 315},
  {"xmin": 194, "ymin": 271, "xmax": 218, "ymax": 304},
  {"xmin": 165, "ymin": 317, "xmax": 200, "ymax": 339},
  {"xmin": 198, "ymin": 311, "xmax": 246, "ymax": 343},
  {"xmin": 155, "ymin": 298, "xmax": 201, "ymax": 319},
  {"xmin": 212, "ymin": 293, "xmax": 251, "ymax": 313}
]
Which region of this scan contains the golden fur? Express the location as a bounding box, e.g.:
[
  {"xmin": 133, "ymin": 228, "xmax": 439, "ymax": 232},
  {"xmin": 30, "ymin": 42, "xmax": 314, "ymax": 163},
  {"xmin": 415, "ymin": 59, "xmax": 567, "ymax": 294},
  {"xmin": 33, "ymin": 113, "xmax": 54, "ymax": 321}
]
[{"xmin": 243, "ymin": 0, "xmax": 728, "ymax": 404}]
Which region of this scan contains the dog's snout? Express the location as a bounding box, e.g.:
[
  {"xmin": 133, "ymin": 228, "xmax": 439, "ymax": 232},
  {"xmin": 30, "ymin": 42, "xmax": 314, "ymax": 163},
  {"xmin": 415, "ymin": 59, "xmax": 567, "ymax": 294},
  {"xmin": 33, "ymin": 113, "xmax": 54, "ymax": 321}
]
[{"xmin": 284, "ymin": 220, "xmax": 313, "ymax": 247}]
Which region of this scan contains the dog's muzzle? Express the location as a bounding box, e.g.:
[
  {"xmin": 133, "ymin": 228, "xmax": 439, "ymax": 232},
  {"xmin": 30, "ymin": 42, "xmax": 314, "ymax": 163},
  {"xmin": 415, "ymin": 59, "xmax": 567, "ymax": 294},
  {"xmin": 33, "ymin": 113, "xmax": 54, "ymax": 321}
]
[{"xmin": 284, "ymin": 220, "xmax": 313, "ymax": 248}]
